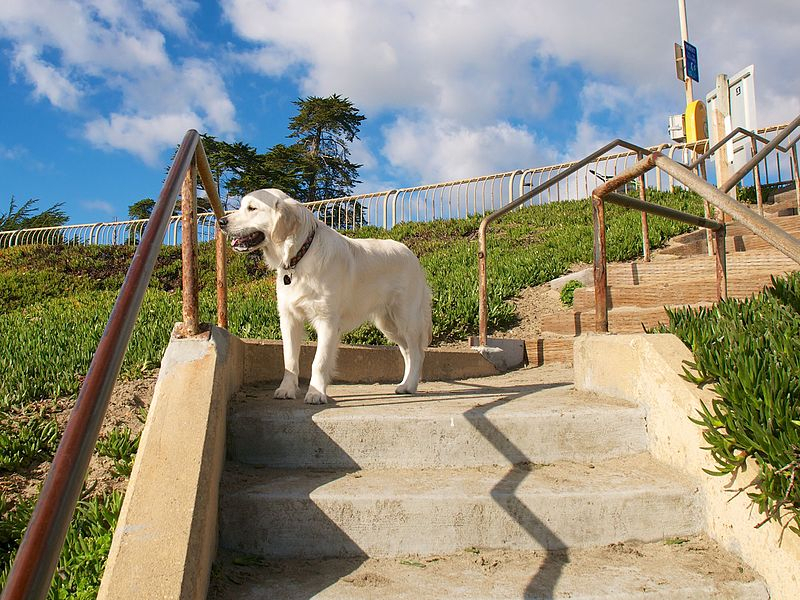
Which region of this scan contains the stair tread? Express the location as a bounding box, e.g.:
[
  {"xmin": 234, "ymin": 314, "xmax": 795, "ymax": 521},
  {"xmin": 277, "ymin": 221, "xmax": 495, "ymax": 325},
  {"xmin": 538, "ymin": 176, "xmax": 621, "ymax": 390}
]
[
  {"xmin": 221, "ymin": 452, "xmax": 695, "ymax": 500},
  {"xmin": 231, "ymin": 377, "xmax": 636, "ymax": 419},
  {"xmin": 219, "ymin": 453, "xmax": 701, "ymax": 558},
  {"xmin": 209, "ymin": 535, "xmax": 767, "ymax": 600},
  {"xmin": 227, "ymin": 367, "xmax": 648, "ymax": 468}
]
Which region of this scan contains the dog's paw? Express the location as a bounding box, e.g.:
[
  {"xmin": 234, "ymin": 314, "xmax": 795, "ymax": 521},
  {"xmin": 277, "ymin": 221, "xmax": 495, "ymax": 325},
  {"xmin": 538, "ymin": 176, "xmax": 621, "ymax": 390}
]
[
  {"xmin": 274, "ymin": 385, "xmax": 298, "ymax": 399},
  {"xmin": 395, "ymin": 384, "xmax": 417, "ymax": 395},
  {"xmin": 304, "ymin": 388, "xmax": 330, "ymax": 405}
]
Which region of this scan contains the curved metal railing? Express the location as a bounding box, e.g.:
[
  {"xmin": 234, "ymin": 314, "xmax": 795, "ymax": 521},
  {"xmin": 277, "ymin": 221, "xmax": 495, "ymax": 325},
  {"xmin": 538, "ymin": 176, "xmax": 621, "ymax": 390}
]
[
  {"xmin": 476, "ymin": 114, "xmax": 800, "ymax": 345},
  {"xmin": 1, "ymin": 130, "xmax": 226, "ymax": 600},
  {"xmin": 8, "ymin": 127, "xmax": 793, "ymax": 246}
]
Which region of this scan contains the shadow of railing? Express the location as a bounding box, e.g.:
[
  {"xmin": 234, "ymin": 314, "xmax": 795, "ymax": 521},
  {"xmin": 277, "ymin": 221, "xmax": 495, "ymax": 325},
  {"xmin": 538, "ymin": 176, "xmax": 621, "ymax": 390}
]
[{"xmin": 464, "ymin": 391, "xmax": 571, "ymax": 598}]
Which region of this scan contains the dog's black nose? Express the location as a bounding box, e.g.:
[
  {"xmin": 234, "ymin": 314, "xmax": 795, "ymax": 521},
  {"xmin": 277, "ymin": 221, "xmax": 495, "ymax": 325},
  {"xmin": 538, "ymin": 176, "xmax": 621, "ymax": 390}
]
[{"xmin": 218, "ymin": 217, "xmax": 228, "ymax": 229}]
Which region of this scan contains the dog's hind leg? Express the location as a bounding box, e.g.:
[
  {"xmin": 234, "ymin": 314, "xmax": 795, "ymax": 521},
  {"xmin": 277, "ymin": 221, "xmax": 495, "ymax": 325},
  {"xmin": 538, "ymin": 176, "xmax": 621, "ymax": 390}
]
[
  {"xmin": 306, "ymin": 320, "xmax": 339, "ymax": 405},
  {"xmin": 375, "ymin": 313, "xmax": 421, "ymax": 395},
  {"xmin": 275, "ymin": 312, "xmax": 303, "ymax": 400}
]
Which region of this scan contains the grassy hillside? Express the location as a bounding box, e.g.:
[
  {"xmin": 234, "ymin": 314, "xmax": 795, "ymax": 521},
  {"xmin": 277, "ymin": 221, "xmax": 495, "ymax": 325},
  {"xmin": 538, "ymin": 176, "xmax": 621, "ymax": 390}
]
[{"xmin": 0, "ymin": 188, "xmax": 705, "ymax": 597}]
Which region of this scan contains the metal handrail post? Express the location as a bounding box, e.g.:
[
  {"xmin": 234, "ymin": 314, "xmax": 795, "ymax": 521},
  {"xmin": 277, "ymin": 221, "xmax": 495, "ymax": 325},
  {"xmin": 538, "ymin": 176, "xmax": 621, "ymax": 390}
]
[
  {"xmin": 750, "ymin": 137, "xmax": 764, "ymax": 215},
  {"xmin": 714, "ymin": 227, "xmax": 728, "ymax": 300},
  {"xmin": 791, "ymin": 143, "xmax": 800, "ymax": 213},
  {"xmin": 638, "ymin": 152, "xmax": 650, "ymax": 262},
  {"xmin": 180, "ymin": 158, "xmax": 200, "ymax": 336},
  {"xmin": 592, "ymin": 192, "xmax": 608, "ymax": 333}
]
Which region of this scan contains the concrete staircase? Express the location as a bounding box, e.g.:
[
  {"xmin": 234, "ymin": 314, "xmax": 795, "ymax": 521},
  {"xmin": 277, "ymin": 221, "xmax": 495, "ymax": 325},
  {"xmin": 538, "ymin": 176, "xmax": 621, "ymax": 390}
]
[
  {"xmin": 528, "ymin": 190, "xmax": 799, "ymax": 366},
  {"xmin": 209, "ymin": 367, "xmax": 767, "ymax": 598}
]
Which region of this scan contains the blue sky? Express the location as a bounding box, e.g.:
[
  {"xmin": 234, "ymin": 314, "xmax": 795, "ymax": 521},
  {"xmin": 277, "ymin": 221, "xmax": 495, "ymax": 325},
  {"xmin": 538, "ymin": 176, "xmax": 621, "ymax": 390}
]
[{"xmin": 1, "ymin": 0, "xmax": 799, "ymax": 226}]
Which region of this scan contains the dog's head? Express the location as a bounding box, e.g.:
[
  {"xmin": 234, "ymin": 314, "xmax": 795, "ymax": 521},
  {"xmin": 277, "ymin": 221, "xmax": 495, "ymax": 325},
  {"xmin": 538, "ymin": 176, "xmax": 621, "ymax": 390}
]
[
  {"xmin": 219, "ymin": 189, "xmax": 313, "ymax": 269},
  {"xmin": 218, "ymin": 189, "xmax": 298, "ymax": 252}
]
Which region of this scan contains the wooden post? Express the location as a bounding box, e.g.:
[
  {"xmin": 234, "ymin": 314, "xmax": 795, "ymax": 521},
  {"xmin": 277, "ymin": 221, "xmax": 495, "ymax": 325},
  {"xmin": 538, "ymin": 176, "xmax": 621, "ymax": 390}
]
[{"xmin": 711, "ymin": 74, "xmax": 736, "ymax": 215}]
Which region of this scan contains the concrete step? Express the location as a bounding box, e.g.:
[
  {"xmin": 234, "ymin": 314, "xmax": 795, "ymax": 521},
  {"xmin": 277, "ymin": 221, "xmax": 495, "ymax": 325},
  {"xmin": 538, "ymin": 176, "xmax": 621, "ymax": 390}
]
[
  {"xmin": 228, "ymin": 374, "xmax": 646, "ymax": 468},
  {"xmin": 218, "ymin": 453, "xmax": 701, "ymax": 559},
  {"xmin": 572, "ymin": 275, "xmax": 773, "ymax": 311},
  {"xmin": 210, "ymin": 535, "xmax": 768, "ymax": 599},
  {"xmin": 606, "ymin": 250, "xmax": 797, "ymax": 285},
  {"xmin": 539, "ymin": 305, "xmax": 699, "ymax": 336}
]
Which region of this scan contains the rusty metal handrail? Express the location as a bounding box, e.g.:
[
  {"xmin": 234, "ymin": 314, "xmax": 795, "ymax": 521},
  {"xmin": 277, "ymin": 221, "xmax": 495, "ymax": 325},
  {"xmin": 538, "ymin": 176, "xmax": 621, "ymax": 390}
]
[
  {"xmin": 476, "ymin": 139, "xmax": 651, "ymax": 346},
  {"xmin": 1, "ymin": 130, "xmax": 226, "ymax": 600},
  {"xmin": 591, "ymin": 149, "xmax": 800, "ymax": 333},
  {"xmin": 686, "ymin": 117, "xmax": 800, "ymax": 215}
]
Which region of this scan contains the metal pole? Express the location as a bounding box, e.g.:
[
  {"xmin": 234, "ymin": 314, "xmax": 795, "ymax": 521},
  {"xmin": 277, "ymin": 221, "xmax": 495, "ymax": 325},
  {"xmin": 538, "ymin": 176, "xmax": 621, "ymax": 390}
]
[
  {"xmin": 791, "ymin": 143, "xmax": 800, "ymax": 214},
  {"xmin": 478, "ymin": 220, "xmax": 489, "ymax": 346},
  {"xmin": 181, "ymin": 159, "xmax": 200, "ymax": 336},
  {"xmin": 592, "ymin": 192, "xmax": 609, "ymax": 333},
  {"xmin": 215, "ymin": 223, "xmax": 228, "ymax": 329},
  {"xmin": 638, "ymin": 153, "xmax": 650, "ymax": 262},
  {"xmin": 714, "ymin": 227, "xmax": 728, "ymax": 301},
  {"xmin": 678, "ymin": 0, "xmax": 693, "ymax": 104},
  {"xmin": 751, "ymin": 137, "xmax": 764, "ymax": 215}
]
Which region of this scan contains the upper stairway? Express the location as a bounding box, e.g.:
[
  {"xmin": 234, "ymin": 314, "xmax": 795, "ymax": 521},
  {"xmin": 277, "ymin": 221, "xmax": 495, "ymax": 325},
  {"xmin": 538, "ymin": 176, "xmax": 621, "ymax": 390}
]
[{"xmin": 530, "ymin": 189, "xmax": 800, "ymax": 364}]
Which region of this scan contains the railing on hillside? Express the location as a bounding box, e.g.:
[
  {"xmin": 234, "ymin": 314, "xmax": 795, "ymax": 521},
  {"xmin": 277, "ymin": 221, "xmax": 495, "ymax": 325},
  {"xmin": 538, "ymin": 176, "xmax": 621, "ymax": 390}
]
[
  {"xmin": 476, "ymin": 114, "xmax": 800, "ymax": 345},
  {"xmin": 1, "ymin": 130, "xmax": 226, "ymax": 600},
  {"xmin": 592, "ymin": 114, "xmax": 800, "ymax": 333},
  {"xmin": 475, "ymin": 138, "xmax": 655, "ymax": 346},
  {"xmin": 4, "ymin": 125, "xmax": 793, "ymax": 249}
]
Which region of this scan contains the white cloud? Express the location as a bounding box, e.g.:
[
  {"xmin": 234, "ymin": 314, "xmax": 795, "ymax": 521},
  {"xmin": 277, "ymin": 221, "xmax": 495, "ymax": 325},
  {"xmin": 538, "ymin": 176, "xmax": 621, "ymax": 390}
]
[
  {"xmin": 223, "ymin": 0, "xmax": 800, "ymax": 182},
  {"xmin": 141, "ymin": 0, "xmax": 198, "ymax": 37},
  {"xmin": 12, "ymin": 44, "xmax": 81, "ymax": 109},
  {"xmin": 0, "ymin": 143, "xmax": 26, "ymax": 161},
  {"xmin": 383, "ymin": 117, "xmax": 558, "ymax": 183},
  {"xmin": 80, "ymin": 199, "xmax": 116, "ymax": 217},
  {"xmin": 0, "ymin": 0, "xmax": 238, "ymax": 161},
  {"xmin": 85, "ymin": 112, "xmax": 203, "ymax": 165}
]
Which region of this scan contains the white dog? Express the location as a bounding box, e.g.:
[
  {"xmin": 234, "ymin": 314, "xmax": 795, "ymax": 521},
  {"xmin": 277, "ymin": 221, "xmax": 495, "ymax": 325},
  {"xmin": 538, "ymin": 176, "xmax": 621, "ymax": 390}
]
[{"xmin": 219, "ymin": 189, "xmax": 432, "ymax": 404}]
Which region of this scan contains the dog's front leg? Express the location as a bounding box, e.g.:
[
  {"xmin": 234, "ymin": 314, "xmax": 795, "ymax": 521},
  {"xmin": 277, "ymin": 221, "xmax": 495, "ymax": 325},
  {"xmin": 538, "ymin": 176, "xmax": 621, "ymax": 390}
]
[
  {"xmin": 305, "ymin": 320, "xmax": 339, "ymax": 405},
  {"xmin": 275, "ymin": 311, "xmax": 303, "ymax": 400}
]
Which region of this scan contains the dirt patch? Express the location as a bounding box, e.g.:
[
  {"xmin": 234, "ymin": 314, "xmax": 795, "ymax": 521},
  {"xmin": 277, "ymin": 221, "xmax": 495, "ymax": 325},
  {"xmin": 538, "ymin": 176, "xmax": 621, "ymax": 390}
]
[
  {"xmin": 493, "ymin": 283, "xmax": 571, "ymax": 340},
  {"xmin": 0, "ymin": 373, "xmax": 158, "ymax": 507}
]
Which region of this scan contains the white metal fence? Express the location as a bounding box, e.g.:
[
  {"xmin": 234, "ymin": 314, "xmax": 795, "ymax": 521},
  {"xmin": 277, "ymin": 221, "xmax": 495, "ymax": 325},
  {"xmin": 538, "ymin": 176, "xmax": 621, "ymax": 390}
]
[{"xmin": 1, "ymin": 124, "xmax": 793, "ymax": 248}]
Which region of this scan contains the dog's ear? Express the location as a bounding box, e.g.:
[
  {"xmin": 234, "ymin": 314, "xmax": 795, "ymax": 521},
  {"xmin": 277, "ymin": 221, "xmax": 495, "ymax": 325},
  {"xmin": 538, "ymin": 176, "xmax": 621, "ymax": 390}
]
[{"xmin": 271, "ymin": 197, "xmax": 298, "ymax": 243}]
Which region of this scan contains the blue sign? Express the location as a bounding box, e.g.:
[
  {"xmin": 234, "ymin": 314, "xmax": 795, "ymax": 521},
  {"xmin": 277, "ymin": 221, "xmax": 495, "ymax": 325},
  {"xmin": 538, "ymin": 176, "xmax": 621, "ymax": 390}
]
[{"xmin": 684, "ymin": 41, "xmax": 699, "ymax": 82}]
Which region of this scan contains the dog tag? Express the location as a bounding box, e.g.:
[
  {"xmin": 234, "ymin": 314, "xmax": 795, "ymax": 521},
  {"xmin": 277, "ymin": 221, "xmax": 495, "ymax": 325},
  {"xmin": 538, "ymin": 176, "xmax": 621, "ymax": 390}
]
[{"xmin": 283, "ymin": 274, "xmax": 291, "ymax": 285}]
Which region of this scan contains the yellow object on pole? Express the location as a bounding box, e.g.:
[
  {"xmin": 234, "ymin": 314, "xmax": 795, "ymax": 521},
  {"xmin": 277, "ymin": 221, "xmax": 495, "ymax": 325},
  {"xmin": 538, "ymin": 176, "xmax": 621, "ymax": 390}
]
[{"xmin": 684, "ymin": 100, "xmax": 708, "ymax": 143}]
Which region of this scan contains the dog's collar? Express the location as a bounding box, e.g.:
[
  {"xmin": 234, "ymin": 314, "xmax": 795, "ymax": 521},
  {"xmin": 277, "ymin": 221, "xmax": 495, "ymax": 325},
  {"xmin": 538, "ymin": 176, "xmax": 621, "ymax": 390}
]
[{"xmin": 282, "ymin": 228, "xmax": 316, "ymax": 284}]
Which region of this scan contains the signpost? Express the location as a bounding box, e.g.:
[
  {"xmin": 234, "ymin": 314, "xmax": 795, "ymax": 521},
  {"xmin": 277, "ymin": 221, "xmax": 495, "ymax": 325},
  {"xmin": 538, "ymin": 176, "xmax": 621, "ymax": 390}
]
[{"xmin": 684, "ymin": 41, "xmax": 699, "ymax": 82}]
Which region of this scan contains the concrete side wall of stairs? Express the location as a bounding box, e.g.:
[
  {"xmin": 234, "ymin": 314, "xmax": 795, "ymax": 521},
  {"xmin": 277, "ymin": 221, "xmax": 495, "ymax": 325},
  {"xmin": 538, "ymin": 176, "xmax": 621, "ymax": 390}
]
[{"xmin": 575, "ymin": 333, "xmax": 800, "ymax": 600}]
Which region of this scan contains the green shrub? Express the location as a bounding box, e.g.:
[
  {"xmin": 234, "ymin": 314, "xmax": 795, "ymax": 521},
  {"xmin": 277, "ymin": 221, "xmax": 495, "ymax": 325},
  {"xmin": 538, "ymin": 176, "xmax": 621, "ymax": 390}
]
[
  {"xmin": 0, "ymin": 491, "xmax": 123, "ymax": 599},
  {"xmin": 96, "ymin": 426, "xmax": 140, "ymax": 478},
  {"xmin": 560, "ymin": 280, "xmax": 584, "ymax": 307},
  {"xmin": 657, "ymin": 272, "xmax": 800, "ymax": 535}
]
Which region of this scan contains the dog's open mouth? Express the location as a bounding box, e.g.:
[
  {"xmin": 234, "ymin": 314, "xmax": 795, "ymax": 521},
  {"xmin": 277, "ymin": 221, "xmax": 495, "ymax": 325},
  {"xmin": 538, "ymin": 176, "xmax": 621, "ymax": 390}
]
[{"xmin": 229, "ymin": 230, "xmax": 266, "ymax": 252}]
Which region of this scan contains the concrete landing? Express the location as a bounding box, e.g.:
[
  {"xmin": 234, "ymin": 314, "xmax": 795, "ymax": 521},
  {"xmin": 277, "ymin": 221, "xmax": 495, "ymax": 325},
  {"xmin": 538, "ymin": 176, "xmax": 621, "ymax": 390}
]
[{"xmin": 209, "ymin": 535, "xmax": 767, "ymax": 600}]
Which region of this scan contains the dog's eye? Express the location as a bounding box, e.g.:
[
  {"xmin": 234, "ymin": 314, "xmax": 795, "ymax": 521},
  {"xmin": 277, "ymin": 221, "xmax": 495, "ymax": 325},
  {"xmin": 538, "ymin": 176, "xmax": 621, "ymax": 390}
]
[{"xmin": 247, "ymin": 205, "xmax": 256, "ymax": 211}]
